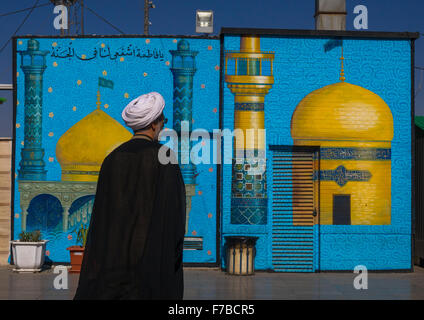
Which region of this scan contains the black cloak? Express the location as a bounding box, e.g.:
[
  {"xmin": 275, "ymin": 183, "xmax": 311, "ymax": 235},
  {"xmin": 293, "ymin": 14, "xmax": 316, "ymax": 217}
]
[{"xmin": 73, "ymin": 137, "xmax": 186, "ymax": 300}]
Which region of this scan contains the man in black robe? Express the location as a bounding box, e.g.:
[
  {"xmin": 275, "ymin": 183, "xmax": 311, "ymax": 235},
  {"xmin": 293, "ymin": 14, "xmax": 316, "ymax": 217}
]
[{"xmin": 74, "ymin": 92, "xmax": 186, "ymax": 300}]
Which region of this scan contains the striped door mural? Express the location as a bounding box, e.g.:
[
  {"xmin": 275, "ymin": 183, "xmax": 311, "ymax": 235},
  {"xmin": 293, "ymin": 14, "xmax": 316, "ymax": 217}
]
[{"xmin": 270, "ymin": 146, "xmax": 319, "ymax": 272}]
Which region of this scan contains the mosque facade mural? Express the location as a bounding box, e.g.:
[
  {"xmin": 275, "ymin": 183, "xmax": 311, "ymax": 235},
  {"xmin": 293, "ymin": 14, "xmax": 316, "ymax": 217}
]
[
  {"xmin": 222, "ymin": 33, "xmax": 412, "ymax": 271},
  {"xmin": 290, "ymin": 40, "xmax": 394, "ymax": 226},
  {"xmin": 13, "ymin": 31, "xmax": 413, "ymax": 271},
  {"xmin": 14, "ymin": 36, "xmax": 220, "ymax": 263}
]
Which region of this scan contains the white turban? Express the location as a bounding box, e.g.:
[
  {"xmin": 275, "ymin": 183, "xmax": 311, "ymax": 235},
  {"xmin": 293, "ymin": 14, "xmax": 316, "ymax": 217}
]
[{"xmin": 121, "ymin": 92, "xmax": 165, "ymax": 131}]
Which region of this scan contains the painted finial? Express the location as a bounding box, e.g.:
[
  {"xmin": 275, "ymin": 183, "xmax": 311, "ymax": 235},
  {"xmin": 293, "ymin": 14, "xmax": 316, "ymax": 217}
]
[
  {"xmin": 96, "ymin": 90, "xmax": 101, "ymax": 109},
  {"xmin": 339, "ymin": 45, "xmax": 346, "ymax": 82}
]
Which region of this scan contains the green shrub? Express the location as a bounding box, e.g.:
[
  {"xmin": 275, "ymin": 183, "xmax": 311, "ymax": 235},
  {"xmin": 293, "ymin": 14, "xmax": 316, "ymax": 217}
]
[
  {"xmin": 19, "ymin": 230, "xmax": 42, "ymax": 242},
  {"xmin": 76, "ymin": 224, "xmax": 88, "ymax": 247}
]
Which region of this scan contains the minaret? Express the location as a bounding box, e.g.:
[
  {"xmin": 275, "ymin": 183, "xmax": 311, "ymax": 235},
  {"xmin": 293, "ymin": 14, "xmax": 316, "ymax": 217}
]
[
  {"xmin": 169, "ymin": 40, "xmax": 198, "ymax": 234},
  {"xmin": 225, "ymin": 36, "xmax": 275, "ymax": 224},
  {"xmin": 18, "ymin": 39, "xmax": 49, "ymax": 181}
]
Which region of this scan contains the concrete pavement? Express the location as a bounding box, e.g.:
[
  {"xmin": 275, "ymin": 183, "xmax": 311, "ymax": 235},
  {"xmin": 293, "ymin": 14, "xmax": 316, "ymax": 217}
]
[{"xmin": 0, "ymin": 265, "xmax": 423, "ymax": 300}]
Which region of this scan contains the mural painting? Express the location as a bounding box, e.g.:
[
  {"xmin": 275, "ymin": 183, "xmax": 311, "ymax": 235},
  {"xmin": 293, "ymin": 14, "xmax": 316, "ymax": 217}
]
[
  {"xmin": 13, "ymin": 31, "xmax": 413, "ymax": 271},
  {"xmin": 14, "ymin": 37, "xmax": 220, "ymax": 263},
  {"xmin": 222, "ymin": 33, "xmax": 411, "ymax": 271},
  {"xmin": 290, "ymin": 40, "xmax": 393, "ymax": 226}
]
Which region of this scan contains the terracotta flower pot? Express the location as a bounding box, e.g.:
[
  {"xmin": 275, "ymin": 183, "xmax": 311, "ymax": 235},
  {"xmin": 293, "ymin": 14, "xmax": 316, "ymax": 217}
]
[{"xmin": 66, "ymin": 246, "xmax": 85, "ymax": 273}]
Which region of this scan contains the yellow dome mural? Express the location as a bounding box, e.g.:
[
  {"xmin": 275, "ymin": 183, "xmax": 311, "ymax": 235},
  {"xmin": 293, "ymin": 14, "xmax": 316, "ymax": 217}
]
[
  {"xmin": 290, "ymin": 80, "xmax": 393, "ymax": 226},
  {"xmin": 56, "ymin": 105, "xmax": 132, "ymax": 182},
  {"xmin": 291, "ymin": 82, "xmax": 393, "ymax": 145}
]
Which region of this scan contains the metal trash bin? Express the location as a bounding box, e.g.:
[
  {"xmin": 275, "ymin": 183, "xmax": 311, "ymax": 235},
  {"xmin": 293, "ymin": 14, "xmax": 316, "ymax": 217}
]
[{"xmin": 225, "ymin": 236, "xmax": 259, "ymax": 275}]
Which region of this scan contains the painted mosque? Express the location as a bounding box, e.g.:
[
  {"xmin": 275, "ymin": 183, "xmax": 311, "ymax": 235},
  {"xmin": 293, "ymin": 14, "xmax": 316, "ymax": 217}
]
[
  {"xmin": 16, "ymin": 38, "xmax": 202, "ymax": 256},
  {"xmin": 13, "ymin": 32, "xmax": 412, "ymax": 271}
]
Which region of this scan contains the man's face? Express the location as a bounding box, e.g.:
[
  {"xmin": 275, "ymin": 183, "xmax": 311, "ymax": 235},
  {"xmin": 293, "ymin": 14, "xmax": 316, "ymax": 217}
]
[
  {"xmin": 153, "ymin": 119, "xmax": 164, "ymax": 141},
  {"xmin": 153, "ymin": 114, "xmax": 167, "ymax": 141}
]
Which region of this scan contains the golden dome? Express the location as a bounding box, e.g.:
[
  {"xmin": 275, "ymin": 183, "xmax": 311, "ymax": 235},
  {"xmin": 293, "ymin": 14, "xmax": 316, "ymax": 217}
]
[
  {"xmin": 56, "ymin": 107, "xmax": 132, "ymax": 182},
  {"xmin": 291, "ymin": 82, "xmax": 394, "ymax": 142}
]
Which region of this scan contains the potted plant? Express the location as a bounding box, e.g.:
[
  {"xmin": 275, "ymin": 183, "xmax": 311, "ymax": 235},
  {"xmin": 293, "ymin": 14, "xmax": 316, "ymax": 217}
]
[
  {"xmin": 67, "ymin": 224, "xmax": 88, "ymax": 273},
  {"xmin": 10, "ymin": 230, "xmax": 49, "ymax": 272}
]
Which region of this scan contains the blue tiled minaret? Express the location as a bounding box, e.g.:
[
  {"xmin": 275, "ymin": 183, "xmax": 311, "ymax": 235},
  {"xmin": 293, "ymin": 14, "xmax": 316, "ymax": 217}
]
[
  {"xmin": 169, "ymin": 40, "xmax": 198, "ymax": 234},
  {"xmin": 18, "ymin": 39, "xmax": 49, "ymax": 180}
]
